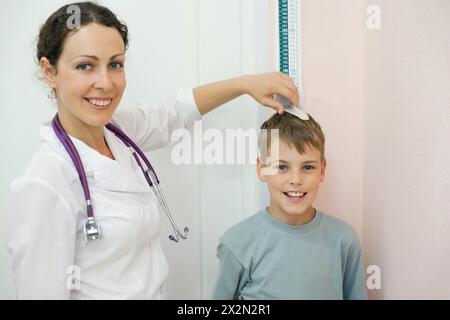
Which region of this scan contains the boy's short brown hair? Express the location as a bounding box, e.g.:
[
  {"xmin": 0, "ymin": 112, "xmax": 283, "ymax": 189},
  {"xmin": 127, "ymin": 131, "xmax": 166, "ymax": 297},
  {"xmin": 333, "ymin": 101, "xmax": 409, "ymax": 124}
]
[{"xmin": 259, "ymin": 112, "xmax": 325, "ymax": 161}]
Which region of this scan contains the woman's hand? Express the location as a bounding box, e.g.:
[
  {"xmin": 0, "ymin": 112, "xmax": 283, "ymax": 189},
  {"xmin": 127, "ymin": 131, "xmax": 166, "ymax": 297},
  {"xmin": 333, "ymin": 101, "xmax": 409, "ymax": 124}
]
[
  {"xmin": 241, "ymin": 72, "xmax": 300, "ymax": 114},
  {"xmin": 193, "ymin": 71, "xmax": 300, "ymax": 115}
]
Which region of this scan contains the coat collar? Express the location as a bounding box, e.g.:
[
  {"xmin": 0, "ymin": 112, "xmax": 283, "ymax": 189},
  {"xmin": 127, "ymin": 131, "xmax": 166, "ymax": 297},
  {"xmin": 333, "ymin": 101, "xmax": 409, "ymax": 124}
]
[{"xmin": 39, "ymin": 121, "xmax": 152, "ymax": 193}]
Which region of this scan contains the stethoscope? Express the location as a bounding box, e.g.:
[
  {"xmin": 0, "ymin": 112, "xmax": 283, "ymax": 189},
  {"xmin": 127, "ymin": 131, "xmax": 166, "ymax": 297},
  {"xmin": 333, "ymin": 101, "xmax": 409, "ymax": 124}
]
[{"xmin": 51, "ymin": 114, "xmax": 189, "ymax": 244}]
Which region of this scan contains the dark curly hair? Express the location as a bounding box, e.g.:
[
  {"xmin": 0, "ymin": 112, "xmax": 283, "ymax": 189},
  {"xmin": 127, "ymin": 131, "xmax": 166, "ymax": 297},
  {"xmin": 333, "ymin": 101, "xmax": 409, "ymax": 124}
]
[{"xmin": 37, "ymin": 1, "xmax": 129, "ymax": 69}]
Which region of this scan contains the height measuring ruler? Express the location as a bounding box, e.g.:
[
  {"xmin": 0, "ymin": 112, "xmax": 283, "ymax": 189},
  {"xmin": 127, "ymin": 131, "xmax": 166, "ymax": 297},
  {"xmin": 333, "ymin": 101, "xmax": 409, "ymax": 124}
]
[{"xmin": 277, "ymin": 0, "xmax": 308, "ymax": 120}]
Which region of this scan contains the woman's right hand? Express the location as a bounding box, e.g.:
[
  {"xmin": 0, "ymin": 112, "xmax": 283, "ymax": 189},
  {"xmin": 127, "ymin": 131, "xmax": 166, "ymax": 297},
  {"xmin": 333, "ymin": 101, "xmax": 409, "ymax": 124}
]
[{"xmin": 241, "ymin": 72, "xmax": 300, "ymax": 114}]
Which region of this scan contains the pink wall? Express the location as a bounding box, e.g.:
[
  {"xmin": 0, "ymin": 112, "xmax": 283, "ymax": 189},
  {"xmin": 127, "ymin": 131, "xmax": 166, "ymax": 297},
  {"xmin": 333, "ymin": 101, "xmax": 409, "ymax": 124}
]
[
  {"xmin": 303, "ymin": 0, "xmax": 450, "ymax": 299},
  {"xmin": 302, "ymin": 0, "xmax": 365, "ymax": 241},
  {"xmin": 363, "ymin": 0, "xmax": 450, "ymax": 299}
]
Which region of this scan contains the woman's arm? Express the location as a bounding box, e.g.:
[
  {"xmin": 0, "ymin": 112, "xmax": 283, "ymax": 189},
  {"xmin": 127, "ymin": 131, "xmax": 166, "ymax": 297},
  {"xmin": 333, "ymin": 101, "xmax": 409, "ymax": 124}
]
[
  {"xmin": 112, "ymin": 71, "xmax": 300, "ymax": 152},
  {"xmin": 193, "ymin": 72, "xmax": 300, "ymax": 115},
  {"xmin": 7, "ymin": 178, "xmax": 77, "ymax": 299}
]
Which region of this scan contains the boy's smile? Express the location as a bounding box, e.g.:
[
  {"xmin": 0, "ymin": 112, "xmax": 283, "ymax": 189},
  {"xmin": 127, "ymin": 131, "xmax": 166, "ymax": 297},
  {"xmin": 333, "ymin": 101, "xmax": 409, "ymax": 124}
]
[
  {"xmin": 257, "ymin": 141, "xmax": 326, "ymax": 226},
  {"xmin": 283, "ymin": 191, "xmax": 307, "ymax": 202}
]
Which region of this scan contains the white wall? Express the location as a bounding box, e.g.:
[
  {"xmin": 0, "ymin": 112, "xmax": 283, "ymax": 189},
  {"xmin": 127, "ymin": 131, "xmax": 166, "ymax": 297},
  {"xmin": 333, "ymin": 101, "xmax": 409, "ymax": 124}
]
[
  {"xmin": 0, "ymin": 0, "xmax": 64, "ymax": 299},
  {"xmin": 0, "ymin": 0, "xmax": 268, "ymax": 299}
]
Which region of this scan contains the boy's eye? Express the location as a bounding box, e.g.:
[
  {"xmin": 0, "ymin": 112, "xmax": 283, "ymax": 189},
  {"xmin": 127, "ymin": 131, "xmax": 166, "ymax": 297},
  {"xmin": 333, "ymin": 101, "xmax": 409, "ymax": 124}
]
[
  {"xmin": 76, "ymin": 63, "xmax": 92, "ymax": 71},
  {"xmin": 277, "ymin": 164, "xmax": 288, "ymax": 171},
  {"xmin": 304, "ymin": 165, "xmax": 315, "ymax": 171}
]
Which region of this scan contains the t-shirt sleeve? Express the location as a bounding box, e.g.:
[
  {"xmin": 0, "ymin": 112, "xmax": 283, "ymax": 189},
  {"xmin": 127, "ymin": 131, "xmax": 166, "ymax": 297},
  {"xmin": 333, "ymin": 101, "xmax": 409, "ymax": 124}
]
[
  {"xmin": 6, "ymin": 178, "xmax": 78, "ymax": 299},
  {"xmin": 212, "ymin": 242, "xmax": 247, "ymax": 300},
  {"xmin": 343, "ymin": 245, "xmax": 368, "ymax": 300},
  {"xmin": 111, "ymin": 89, "xmax": 201, "ymax": 152}
]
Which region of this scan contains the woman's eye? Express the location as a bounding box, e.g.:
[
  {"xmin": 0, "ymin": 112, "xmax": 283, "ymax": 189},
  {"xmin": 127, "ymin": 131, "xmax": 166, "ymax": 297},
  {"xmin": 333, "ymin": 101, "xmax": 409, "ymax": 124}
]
[
  {"xmin": 110, "ymin": 62, "xmax": 124, "ymax": 70},
  {"xmin": 76, "ymin": 63, "xmax": 92, "ymax": 71}
]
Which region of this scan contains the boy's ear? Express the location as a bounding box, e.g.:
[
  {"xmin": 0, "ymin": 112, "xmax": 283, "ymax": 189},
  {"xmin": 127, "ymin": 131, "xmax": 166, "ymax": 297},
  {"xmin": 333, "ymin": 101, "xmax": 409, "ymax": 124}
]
[
  {"xmin": 320, "ymin": 158, "xmax": 327, "ymax": 182},
  {"xmin": 256, "ymin": 158, "xmax": 268, "ymax": 182}
]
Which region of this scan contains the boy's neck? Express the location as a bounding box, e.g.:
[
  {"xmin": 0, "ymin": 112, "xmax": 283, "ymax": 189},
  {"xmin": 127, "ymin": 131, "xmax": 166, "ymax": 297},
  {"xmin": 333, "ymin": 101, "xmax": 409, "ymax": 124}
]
[{"xmin": 266, "ymin": 204, "xmax": 316, "ymax": 226}]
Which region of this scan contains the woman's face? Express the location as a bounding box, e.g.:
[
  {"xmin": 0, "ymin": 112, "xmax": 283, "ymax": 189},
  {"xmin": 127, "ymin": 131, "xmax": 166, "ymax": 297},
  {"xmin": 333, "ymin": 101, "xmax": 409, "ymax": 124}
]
[{"xmin": 50, "ymin": 23, "xmax": 126, "ymax": 128}]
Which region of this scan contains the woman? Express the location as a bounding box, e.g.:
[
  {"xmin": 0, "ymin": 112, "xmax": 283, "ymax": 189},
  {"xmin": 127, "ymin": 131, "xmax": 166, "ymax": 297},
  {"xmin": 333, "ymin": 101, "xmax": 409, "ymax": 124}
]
[{"xmin": 6, "ymin": 2, "xmax": 299, "ymax": 299}]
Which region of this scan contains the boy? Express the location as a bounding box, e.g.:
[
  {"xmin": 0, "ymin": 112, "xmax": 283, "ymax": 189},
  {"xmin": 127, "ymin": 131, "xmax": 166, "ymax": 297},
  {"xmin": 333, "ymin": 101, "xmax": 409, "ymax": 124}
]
[{"xmin": 212, "ymin": 112, "xmax": 367, "ymax": 300}]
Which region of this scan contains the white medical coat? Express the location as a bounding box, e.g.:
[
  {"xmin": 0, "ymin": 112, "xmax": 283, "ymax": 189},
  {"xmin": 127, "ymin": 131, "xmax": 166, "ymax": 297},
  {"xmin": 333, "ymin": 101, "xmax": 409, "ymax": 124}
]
[{"xmin": 6, "ymin": 90, "xmax": 201, "ymax": 299}]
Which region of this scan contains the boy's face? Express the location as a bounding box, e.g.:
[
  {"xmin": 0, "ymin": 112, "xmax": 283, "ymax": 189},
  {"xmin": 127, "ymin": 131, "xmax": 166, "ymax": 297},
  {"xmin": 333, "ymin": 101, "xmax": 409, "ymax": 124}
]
[{"xmin": 257, "ymin": 141, "xmax": 326, "ymax": 226}]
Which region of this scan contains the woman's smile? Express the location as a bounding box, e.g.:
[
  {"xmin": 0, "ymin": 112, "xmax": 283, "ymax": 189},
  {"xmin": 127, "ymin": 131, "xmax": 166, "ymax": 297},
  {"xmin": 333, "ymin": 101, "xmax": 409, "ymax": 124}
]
[{"xmin": 84, "ymin": 97, "xmax": 114, "ymax": 110}]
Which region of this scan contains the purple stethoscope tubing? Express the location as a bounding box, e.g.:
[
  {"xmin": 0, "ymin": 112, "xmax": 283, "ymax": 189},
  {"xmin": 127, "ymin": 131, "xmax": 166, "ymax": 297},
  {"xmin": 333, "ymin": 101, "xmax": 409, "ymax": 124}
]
[
  {"xmin": 51, "ymin": 114, "xmax": 188, "ymax": 243},
  {"xmin": 105, "ymin": 123, "xmax": 159, "ymax": 186},
  {"xmin": 52, "ymin": 115, "xmax": 94, "ymax": 219},
  {"xmin": 105, "ymin": 122, "xmax": 188, "ymax": 242}
]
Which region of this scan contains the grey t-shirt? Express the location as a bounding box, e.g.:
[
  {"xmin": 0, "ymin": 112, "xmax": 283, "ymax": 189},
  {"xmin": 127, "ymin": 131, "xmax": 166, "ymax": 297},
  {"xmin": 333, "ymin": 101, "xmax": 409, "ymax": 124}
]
[{"xmin": 213, "ymin": 209, "xmax": 368, "ymax": 300}]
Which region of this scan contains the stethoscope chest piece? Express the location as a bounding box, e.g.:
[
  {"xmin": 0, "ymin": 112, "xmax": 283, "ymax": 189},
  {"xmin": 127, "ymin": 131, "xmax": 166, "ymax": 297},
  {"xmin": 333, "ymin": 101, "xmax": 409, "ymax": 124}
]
[{"xmin": 84, "ymin": 217, "xmax": 102, "ymax": 244}]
